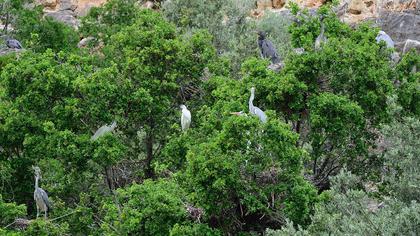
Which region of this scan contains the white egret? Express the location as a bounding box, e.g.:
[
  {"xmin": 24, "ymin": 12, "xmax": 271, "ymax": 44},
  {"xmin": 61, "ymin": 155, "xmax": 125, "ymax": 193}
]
[
  {"xmin": 91, "ymin": 121, "xmax": 117, "ymax": 141},
  {"xmin": 180, "ymin": 105, "xmax": 191, "ymax": 131}
]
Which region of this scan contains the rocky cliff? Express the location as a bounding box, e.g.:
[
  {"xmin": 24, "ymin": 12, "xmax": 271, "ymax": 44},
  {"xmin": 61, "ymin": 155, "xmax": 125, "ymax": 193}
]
[
  {"xmin": 37, "ymin": 0, "xmax": 419, "ymax": 49},
  {"xmin": 36, "ymin": 0, "xmax": 106, "ymax": 28}
]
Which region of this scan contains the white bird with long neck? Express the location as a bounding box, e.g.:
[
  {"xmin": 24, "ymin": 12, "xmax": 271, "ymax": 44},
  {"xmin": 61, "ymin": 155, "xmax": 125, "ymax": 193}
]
[
  {"xmin": 249, "ymin": 87, "xmax": 267, "ymax": 123},
  {"xmin": 91, "ymin": 121, "xmax": 117, "ymax": 141},
  {"xmin": 180, "ymin": 105, "xmax": 191, "ymax": 131},
  {"xmin": 33, "ymin": 166, "xmax": 51, "ymax": 219}
]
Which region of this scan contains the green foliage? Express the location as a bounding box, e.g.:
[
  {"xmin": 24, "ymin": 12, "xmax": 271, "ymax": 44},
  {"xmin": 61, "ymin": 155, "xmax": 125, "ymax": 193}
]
[
  {"xmin": 0, "ymin": 195, "xmax": 26, "ymax": 226},
  {"xmin": 25, "ymin": 220, "xmax": 70, "ymax": 236},
  {"xmin": 102, "ymin": 179, "xmax": 189, "ymax": 236},
  {"xmin": 1, "ymin": 1, "xmax": 418, "ymax": 235},
  {"xmin": 0, "ymin": 50, "xmax": 89, "ymax": 204},
  {"xmin": 80, "ymin": 0, "xmax": 141, "ymax": 43},
  {"xmin": 256, "ymin": 11, "xmax": 292, "ymax": 58},
  {"xmin": 160, "ymin": 75, "xmax": 317, "ymax": 232},
  {"xmin": 308, "ymin": 93, "xmax": 368, "ymax": 188},
  {"xmin": 286, "ymin": 25, "xmax": 394, "ymax": 125},
  {"xmin": 170, "ymin": 223, "xmax": 221, "ymax": 236},
  {"xmin": 268, "ymin": 117, "xmax": 420, "ymax": 235},
  {"xmin": 381, "ymin": 117, "xmax": 420, "ymax": 203},
  {"xmin": 162, "ymin": 0, "xmax": 292, "ymax": 74},
  {"xmin": 1, "ymin": 6, "xmax": 222, "ymax": 235},
  {"xmin": 236, "ymin": 5, "xmax": 398, "ymax": 191},
  {"xmin": 0, "ymin": 0, "xmax": 31, "ymax": 33},
  {"xmin": 394, "ymin": 51, "xmax": 420, "ymax": 117},
  {"xmin": 14, "ymin": 7, "xmax": 78, "ymax": 52},
  {"xmin": 97, "ymin": 9, "xmax": 217, "ymax": 177}
]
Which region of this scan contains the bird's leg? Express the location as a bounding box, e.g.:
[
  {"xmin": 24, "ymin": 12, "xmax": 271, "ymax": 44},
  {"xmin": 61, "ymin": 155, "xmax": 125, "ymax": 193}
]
[
  {"xmin": 36, "ymin": 207, "xmax": 39, "ymax": 219},
  {"xmin": 44, "ymin": 210, "xmax": 48, "ymax": 219}
]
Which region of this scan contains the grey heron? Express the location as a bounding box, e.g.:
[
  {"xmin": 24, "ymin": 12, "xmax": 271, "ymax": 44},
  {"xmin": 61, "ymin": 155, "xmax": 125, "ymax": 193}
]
[
  {"xmin": 314, "ymin": 18, "xmax": 327, "ymax": 51},
  {"xmin": 32, "ymin": 166, "xmax": 51, "ymax": 219},
  {"xmin": 2, "ymin": 36, "xmax": 23, "ymax": 49},
  {"xmin": 249, "ymin": 87, "xmax": 267, "ymax": 123},
  {"xmin": 376, "ymin": 31, "xmax": 394, "ymax": 49},
  {"xmin": 91, "ymin": 121, "xmax": 117, "ymax": 141},
  {"xmin": 180, "ymin": 105, "xmax": 191, "ymax": 131},
  {"xmin": 257, "ymin": 31, "xmax": 281, "ymax": 64}
]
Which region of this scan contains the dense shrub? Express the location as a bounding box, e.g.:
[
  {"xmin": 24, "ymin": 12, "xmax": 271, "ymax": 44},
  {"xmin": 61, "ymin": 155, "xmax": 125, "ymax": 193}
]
[
  {"xmin": 267, "ymin": 117, "xmax": 420, "ymax": 235},
  {"xmin": 102, "ymin": 179, "xmax": 191, "ymax": 235},
  {"xmin": 162, "ymin": 0, "xmax": 292, "ymax": 74},
  {"xmin": 14, "ymin": 8, "xmax": 78, "ymax": 52},
  {"xmin": 0, "ymin": 0, "xmax": 418, "ymax": 235}
]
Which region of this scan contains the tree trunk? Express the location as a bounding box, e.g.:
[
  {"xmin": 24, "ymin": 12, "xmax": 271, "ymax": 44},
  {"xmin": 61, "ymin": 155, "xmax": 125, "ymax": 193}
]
[
  {"xmin": 104, "ymin": 166, "xmax": 122, "ymax": 218},
  {"xmin": 144, "ymin": 120, "xmax": 155, "ymax": 179},
  {"xmin": 2, "ymin": 0, "xmax": 10, "ymax": 33}
]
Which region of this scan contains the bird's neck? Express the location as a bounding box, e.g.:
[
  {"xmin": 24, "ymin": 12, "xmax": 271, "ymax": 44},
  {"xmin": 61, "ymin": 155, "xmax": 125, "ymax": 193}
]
[
  {"xmin": 249, "ymin": 93, "xmax": 254, "ymax": 111},
  {"xmin": 35, "ymin": 176, "xmax": 39, "ymax": 189},
  {"xmin": 249, "ymin": 92, "xmax": 255, "ymax": 103},
  {"xmin": 320, "ymin": 23, "xmax": 325, "ymax": 35}
]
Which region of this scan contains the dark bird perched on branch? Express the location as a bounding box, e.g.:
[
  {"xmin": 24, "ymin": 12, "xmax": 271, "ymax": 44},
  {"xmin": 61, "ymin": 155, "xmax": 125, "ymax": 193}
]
[
  {"xmin": 257, "ymin": 31, "xmax": 281, "ymax": 64},
  {"xmin": 6, "ymin": 39, "xmax": 23, "ymax": 49},
  {"xmin": 1, "ymin": 35, "xmax": 23, "ymax": 49}
]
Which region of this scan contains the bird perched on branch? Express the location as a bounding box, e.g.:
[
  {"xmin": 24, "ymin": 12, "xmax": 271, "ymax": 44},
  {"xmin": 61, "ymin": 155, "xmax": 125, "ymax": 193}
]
[
  {"xmin": 180, "ymin": 105, "xmax": 191, "ymax": 131},
  {"xmin": 33, "ymin": 166, "xmax": 52, "ymax": 219},
  {"xmin": 1, "ymin": 35, "xmax": 23, "ymax": 49},
  {"xmin": 249, "ymin": 87, "xmax": 267, "ymax": 123},
  {"xmin": 257, "ymin": 31, "xmax": 281, "ymax": 64},
  {"xmin": 91, "ymin": 121, "xmax": 117, "ymax": 141},
  {"xmin": 6, "ymin": 39, "xmax": 23, "ymax": 49},
  {"xmin": 315, "ymin": 15, "xmax": 327, "ymax": 51}
]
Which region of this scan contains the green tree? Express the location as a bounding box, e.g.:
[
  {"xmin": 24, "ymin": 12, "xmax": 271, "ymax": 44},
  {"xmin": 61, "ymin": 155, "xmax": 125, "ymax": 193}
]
[
  {"xmin": 162, "ymin": 0, "xmax": 293, "ymax": 74},
  {"xmin": 394, "ymin": 50, "xmax": 420, "ymax": 117},
  {"xmin": 101, "ymin": 179, "xmax": 192, "ymax": 236},
  {"xmin": 0, "ymin": 50, "xmax": 90, "ymax": 205},
  {"xmin": 170, "ymin": 223, "xmax": 221, "ymax": 236},
  {"xmin": 95, "ymin": 9, "xmax": 217, "ymax": 178},
  {"xmin": 308, "ymin": 93, "xmax": 368, "ymax": 190},
  {"xmin": 0, "ymin": 0, "xmax": 32, "ymax": 33},
  {"xmin": 0, "ymin": 194, "xmax": 26, "ymax": 227},
  {"xmin": 239, "ymin": 4, "xmax": 396, "ymax": 191},
  {"xmin": 80, "ymin": 0, "xmax": 141, "ymax": 44},
  {"xmin": 14, "ymin": 8, "xmax": 78, "ymax": 52},
  {"xmin": 267, "ymin": 116, "xmax": 420, "ymax": 235},
  {"xmin": 160, "ymin": 76, "xmax": 317, "ymax": 233}
]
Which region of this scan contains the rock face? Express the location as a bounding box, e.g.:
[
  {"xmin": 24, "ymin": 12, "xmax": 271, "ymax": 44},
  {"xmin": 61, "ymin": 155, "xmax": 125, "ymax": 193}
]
[
  {"xmin": 378, "ymin": 10, "xmax": 420, "ymax": 47},
  {"xmin": 37, "ymin": 0, "xmax": 107, "ymax": 28},
  {"xmin": 0, "ymin": 47, "xmax": 24, "ymax": 56},
  {"xmin": 403, "ymin": 39, "xmax": 420, "ymax": 54}
]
